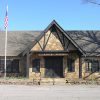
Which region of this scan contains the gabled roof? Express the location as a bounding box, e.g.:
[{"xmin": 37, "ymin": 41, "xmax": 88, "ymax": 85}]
[
  {"xmin": 0, "ymin": 20, "xmax": 100, "ymax": 57},
  {"xmin": 22, "ymin": 20, "xmax": 86, "ymax": 56}
]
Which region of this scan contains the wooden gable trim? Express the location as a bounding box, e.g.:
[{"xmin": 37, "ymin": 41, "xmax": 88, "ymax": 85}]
[
  {"xmin": 52, "ymin": 21, "xmax": 85, "ymax": 55},
  {"xmin": 43, "ymin": 30, "xmax": 52, "ymax": 50},
  {"xmin": 22, "ymin": 20, "xmax": 86, "ymax": 56},
  {"xmin": 22, "ymin": 23, "xmax": 54, "ymax": 56}
]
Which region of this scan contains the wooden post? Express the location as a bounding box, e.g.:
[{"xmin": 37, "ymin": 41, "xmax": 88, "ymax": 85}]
[
  {"xmin": 79, "ymin": 56, "xmax": 82, "ymax": 78},
  {"xmin": 26, "ymin": 52, "xmax": 30, "ymax": 78}
]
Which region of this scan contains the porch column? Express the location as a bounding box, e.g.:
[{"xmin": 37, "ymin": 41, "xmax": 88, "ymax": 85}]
[
  {"xmin": 79, "ymin": 56, "xmax": 82, "ymax": 78},
  {"xmin": 26, "ymin": 52, "xmax": 30, "ymax": 78},
  {"xmin": 40, "ymin": 56, "xmax": 45, "ymax": 78},
  {"xmin": 63, "ymin": 56, "xmax": 67, "ymax": 78}
]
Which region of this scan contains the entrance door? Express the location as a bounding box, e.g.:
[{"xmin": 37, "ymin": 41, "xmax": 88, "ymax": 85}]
[{"xmin": 45, "ymin": 56, "xmax": 63, "ymax": 78}]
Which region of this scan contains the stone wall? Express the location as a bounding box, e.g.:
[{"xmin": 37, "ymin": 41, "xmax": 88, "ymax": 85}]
[{"xmin": 29, "ymin": 54, "xmax": 41, "ymax": 80}]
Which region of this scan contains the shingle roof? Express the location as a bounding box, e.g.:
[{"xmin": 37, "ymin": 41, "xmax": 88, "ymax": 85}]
[
  {"xmin": 0, "ymin": 30, "xmax": 100, "ymax": 57},
  {"xmin": 0, "ymin": 31, "xmax": 41, "ymax": 56},
  {"xmin": 66, "ymin": 31, "xmax": 100, "ymax": 56}
]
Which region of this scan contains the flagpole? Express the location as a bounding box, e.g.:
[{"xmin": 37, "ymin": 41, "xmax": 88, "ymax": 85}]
[
  {"xmin": 4, "ymin": 5, "xmax": 8, "ymax": 78},
  {"xmin": 4, "ymin": 27, "xmax": 7, "ymax": 78}
]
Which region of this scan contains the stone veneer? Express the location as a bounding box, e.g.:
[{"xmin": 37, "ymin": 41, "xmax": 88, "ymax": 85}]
[
  {"xmin": 28, "ymin": 29, "xmax": 80, "ymax": 80},
  {"xmin": 29, "ymin": 53, "xmax": 80, "ymax": 80},
  {"xmin": 64, "ymin": 53, "xmax": 80, "ymax": 80}
]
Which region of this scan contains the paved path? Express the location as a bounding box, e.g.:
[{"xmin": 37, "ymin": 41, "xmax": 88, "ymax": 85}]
[{"xmin": 0, "ymin": 85, "xmax": 100, "ymax": 100}]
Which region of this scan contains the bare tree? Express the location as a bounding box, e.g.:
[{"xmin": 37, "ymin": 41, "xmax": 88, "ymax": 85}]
[
  {"xmin": 67, "ymin": 31, "xmax": 100, "ymax": 56},
  {"xmin": 83, "ymin": 0, "xmax": 100, "ymax": 5}
]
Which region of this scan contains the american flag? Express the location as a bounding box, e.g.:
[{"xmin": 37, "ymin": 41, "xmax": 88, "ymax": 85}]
[{"xmin": 5, "ymin": 6, "xmax": 8, "ymax": 28}]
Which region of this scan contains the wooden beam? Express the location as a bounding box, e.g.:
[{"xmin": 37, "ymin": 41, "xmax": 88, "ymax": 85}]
[
  {"xmin": 43, "ymin": 30, "xmax": 52, "ymax": 50},
  {"xmin": 43, "ymin": 33, "xmax": 46, "ymax": 50},
  {"xmin": 55, "ymin": 26, "xmax": 65, "ymax": 49},
  {"xmin": 26, "ymin": 52, "xmax": 30, "ymax": 78},
  {"xmin": 63, "ymin": 35, "xmax": 66, "ymax": 50},
  {"xmin": 66, "ymin": 41, "xmax": 70, "ymax": 50},
  {"xmin": 79, "ymin": 56, "xmax": 82, "ymax": 78},
  {"xmin": 37, "ymin": 41, "xmax": 44, "ymax": 51}
]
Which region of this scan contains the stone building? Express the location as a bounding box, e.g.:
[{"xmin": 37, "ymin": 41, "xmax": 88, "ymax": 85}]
[{"xmin": 0, "ymin": 20, "xmax": 100, "ymax": 81}]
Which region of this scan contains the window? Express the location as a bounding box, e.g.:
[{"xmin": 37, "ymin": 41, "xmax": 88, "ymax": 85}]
[
  {"xmin": 32, "ymin": 59, "xmax": 40, "ymax": 72},
  {"xmin": 0, "ymin": 59, "xmax": 19, "ymax": 73},
  {"xmin": 91, "ymin": 61, "xmax": 99, "ymax": 72},
  {"xmin": 86, "ymin": 60, "xmax": 100, "ymax": 72},
  {"xmin": 67, "ymin": 58, "xmax": 75, "ymax": 72},
  {"xmin": 6, "ymin": 60, "xmax": 12, "ymax": 73},
  {"xmin": 0, "ymin": 60, "xmax": 5, "ymax": 72},
  {"xmin": 86, "ymin": 62, "xmax": 91, "ymax": 72},
  {"xmin": 11, "ymin": 60, "xmax": 19, "ymax": 73}
]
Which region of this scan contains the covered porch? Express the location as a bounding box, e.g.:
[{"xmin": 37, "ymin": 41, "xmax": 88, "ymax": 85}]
[
  {"xmin": 27, "ymin": 51, "xmax": 81, "ymax": 80},
  {"xmin": 23, "ymin": 20, "xmax": 84, "ymax": 80}
]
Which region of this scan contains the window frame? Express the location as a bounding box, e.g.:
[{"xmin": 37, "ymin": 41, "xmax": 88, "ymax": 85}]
[
  {"xmin": 85, "ymin": 59, "xmax": 100, "ymax": 73},
  {"xmin": 67, "ymin": 58, "xmax": 75, "ymax": 72},
  {"xmin": 32, "ymin": 59, "xmax": 40, "ymax": 73},
  {"xmin": 0, "ymin": 59, "xmax": 19, "ymax": 73}
]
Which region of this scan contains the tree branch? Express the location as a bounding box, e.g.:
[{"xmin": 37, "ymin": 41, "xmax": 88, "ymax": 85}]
[
  {"xmin": 84, "ymin": 0, "xmax": 100, "ymax": 5},
  {"xmin": 89, "ymin": 1, "xmax": 100, "ymax": 5}
]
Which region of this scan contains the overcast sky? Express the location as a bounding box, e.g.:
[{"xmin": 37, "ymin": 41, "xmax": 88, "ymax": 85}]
[{"xmin": 0, "ymin": 0, "xmax": 100, "ymax": 30}]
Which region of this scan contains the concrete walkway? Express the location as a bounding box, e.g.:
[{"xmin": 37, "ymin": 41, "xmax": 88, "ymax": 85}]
[{"xmin": 0, "ymin": 85, "xmax": 100, "ymax": 100}]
